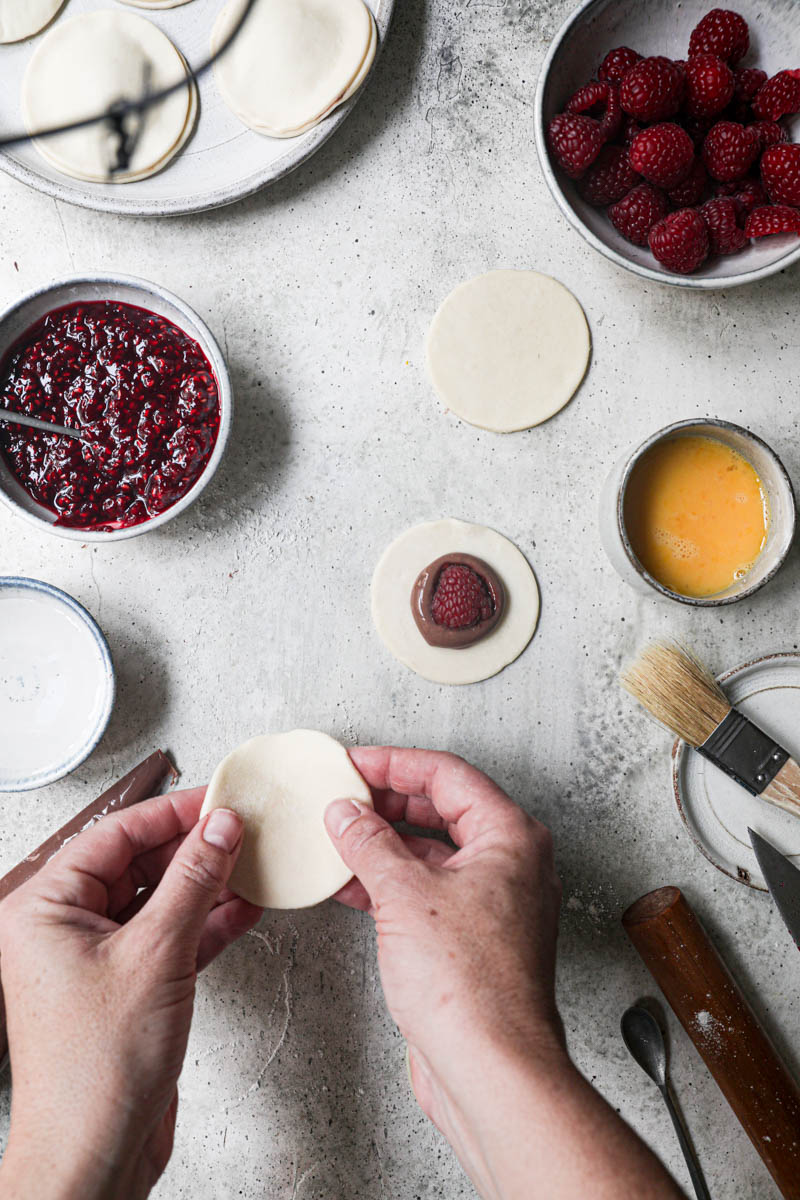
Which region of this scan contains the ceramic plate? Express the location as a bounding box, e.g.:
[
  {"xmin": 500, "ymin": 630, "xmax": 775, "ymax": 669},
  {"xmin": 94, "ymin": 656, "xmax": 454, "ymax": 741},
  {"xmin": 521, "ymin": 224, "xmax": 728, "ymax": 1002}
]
[
  {"xmin": 0, "ymin": 0, "xmax": 392, "ymax": 216},
  {"xmin": 673, "ymin": 654, "xmax": 800, "ymax": 891},
  {"xmin": 0, "ymin": 577, "xmax": 115, "ymax": 791}
]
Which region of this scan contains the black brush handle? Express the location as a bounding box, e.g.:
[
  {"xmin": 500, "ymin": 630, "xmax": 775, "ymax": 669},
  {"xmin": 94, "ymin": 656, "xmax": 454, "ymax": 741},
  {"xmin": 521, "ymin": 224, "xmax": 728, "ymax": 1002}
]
[{"xmin": 698, "ymin": 709, "xmax": 788, "ymax": 795}]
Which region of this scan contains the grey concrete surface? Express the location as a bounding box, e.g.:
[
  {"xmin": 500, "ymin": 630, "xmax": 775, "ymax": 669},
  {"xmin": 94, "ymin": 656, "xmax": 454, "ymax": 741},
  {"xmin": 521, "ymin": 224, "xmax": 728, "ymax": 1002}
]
[{"xmin": 1, "ymin": 0, "xmax": 799, "ymax": 1196}]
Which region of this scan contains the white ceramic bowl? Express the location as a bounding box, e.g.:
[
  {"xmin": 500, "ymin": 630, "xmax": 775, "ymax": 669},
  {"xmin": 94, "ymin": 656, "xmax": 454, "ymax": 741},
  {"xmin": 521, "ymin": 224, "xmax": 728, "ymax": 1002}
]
[
  {"xmin": 599, "ymin": 418, "xmax": 796, "ymax": 605},
  {"xmin": 0, "ymin": 576, "xmax": 115, "ymax": 792},
  {"xmin": 0, "ymin": 274, "xmax": 232, "ymax": 542},
  {"xmin": 534, "ymin": 0, "xmax": 800, "ymax": 288}
]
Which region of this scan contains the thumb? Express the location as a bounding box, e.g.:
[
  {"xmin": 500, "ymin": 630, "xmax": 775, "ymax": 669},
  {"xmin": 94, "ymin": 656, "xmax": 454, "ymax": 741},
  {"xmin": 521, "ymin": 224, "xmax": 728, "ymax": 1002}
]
[
  {"xmin": 135, "ymin": 808, "xmax": 244, "ymax": 965},
  {"xmin": 325, "ymin": 799, "xmax": 416, "ymax": 906}
]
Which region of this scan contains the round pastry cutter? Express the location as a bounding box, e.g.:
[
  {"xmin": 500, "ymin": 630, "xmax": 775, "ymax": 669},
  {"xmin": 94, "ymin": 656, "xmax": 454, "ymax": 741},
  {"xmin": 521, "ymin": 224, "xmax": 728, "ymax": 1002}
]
[{"xmin": 673, "ymin": 653, "xmax": 800, "ymax": 891}]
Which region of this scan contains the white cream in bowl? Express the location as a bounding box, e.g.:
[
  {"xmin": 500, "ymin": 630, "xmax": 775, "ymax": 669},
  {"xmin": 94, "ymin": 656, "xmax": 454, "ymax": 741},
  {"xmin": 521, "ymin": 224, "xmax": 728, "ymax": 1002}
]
[{"xmin": 0, "ymin": 579, "xmax": 114, "ymax": 791}]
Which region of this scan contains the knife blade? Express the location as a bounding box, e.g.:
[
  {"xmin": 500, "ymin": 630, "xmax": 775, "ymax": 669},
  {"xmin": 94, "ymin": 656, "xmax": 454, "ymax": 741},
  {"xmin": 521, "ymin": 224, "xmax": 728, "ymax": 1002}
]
[{"xmin": 748, "ymin": 828, "xmax": 800, "ymax": 950}]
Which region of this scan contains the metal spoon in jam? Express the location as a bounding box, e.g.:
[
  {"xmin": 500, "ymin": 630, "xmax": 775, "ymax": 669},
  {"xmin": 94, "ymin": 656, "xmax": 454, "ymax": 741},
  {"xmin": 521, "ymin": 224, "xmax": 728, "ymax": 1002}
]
[{"xmin": 411, "ymin": 553, "xmax": 505, "ymax": 648}]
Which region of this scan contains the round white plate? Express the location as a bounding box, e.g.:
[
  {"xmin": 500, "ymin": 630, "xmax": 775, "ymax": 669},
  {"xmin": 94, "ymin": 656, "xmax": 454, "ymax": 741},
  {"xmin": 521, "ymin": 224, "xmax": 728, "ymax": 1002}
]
[
  {"xmin": 673, "ymin": 653, "xmax": 800, "ymax": 891},
  {"xmin": 0, "ymin": 577, "xmax": 115, "ymax": 791},
  {"xmin": 0, "ymin": 0, "xmax": 392, "ymax": 216}
]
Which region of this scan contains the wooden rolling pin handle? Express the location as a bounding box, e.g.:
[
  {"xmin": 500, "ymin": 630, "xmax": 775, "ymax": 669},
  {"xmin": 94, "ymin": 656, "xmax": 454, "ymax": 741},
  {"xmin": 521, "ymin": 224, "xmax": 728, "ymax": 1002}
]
[
  {"xmin": 623, "ymin": 886, "xmax": 800, "ymax": 1200},
  {"xmin": 0, "ymin": 751, "xmax": 176, "ymax": 1069}
]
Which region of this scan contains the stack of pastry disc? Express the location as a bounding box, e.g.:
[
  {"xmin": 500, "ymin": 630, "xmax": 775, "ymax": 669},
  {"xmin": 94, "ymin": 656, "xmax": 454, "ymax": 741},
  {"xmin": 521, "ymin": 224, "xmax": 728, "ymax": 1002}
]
[
  {"xmin": 0, "ymin": 0, "xmax": 64, "ymax": 43},
  {"xmin": 22, "ymin": 11, "xmax": 197, "ymax": 184},
  {"xmin": 212, "ymin": 0, "xmax": 377, "ymax": 138}
]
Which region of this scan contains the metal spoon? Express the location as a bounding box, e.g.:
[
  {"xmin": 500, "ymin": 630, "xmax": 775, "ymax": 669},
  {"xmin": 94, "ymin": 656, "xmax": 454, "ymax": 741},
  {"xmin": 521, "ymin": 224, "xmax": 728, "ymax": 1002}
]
[
  {"xmin": 0, "ymin": 409, "xmax": 85, "ymax": 441},
  {"xmin": 621, "ymin": 1005, "xmax": 711, "ymax": 1200}
]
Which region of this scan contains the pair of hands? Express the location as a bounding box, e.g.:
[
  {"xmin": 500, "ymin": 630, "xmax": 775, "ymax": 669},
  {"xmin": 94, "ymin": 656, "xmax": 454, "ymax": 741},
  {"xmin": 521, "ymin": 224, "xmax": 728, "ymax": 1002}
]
[{"xmin": 0, "ymin": 748, "xmax": 682, "ymax": 1200}]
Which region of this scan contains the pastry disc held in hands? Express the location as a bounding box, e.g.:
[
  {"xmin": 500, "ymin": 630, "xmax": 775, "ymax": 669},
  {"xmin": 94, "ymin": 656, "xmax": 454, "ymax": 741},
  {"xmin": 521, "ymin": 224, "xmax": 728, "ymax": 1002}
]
[
  {"xmin": 372, "ymin": 519, "xmax": 540, "ymax": 685},
  {"xmin": 426, "ymin": 270, "xmax": 591, "ymax": 433},
  {"xmin": 22, "ymin": 11, "xmax": 194, "ymax": 183},
  {"xmin": 212, "ymin": 0, "xmax": 374, "ymax": 137},
  {"xmin": 201, "ymin": 730, "xmax": 372, "ymax": 909},
  {"xmin": 0, "ymin": 0, "xmax": 64, "ymax": 44}
]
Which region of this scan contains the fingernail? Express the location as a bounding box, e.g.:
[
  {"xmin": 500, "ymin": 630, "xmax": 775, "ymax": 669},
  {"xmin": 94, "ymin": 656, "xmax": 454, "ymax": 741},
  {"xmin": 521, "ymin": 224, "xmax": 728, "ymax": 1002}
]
[
  {"xmin": 325, "ymin": 798, "xmax": 362, "ymax": 839},
  {"xmin": 203, "ymin": 809, "xmax": 243, "ymax": 853}
]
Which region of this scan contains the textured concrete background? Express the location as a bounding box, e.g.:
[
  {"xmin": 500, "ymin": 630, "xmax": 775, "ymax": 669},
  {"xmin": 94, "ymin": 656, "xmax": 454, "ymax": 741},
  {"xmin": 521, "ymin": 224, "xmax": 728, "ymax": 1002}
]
[{"xmin": 1, "ymin": 0, "xmax": 799, "ymax": 1196}]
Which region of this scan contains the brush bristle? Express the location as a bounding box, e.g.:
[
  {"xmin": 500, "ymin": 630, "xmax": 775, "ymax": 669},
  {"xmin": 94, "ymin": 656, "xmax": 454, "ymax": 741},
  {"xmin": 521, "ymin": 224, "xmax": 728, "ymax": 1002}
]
[{"xmin": 621, "ymin": 642, "xmax": 731, "ymax": 747}]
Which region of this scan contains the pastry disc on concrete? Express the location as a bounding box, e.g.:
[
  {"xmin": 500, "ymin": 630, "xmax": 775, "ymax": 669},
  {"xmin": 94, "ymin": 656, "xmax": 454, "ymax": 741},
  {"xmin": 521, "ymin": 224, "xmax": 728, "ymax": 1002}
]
[
  {"xmin": 372, "ymin": 519, "xmax": 539, "ymax": 685},
  {"xmin": 201, "ymin": 730, "xmax": 372, "ymax": 909},
  {"xmin": 22, "ymin": 11, "xmax": 193, "ymax": 183},
  {"xmin": 426, "ymin": 270, "xmax": 590, "ymax": 433},
  {"xmin": 212, "ymin": 0, "xmax": 373, "ymax": 137},
  {"xmin": 0, "ymin": 0, "xmax": 64, "ymax": 44}
]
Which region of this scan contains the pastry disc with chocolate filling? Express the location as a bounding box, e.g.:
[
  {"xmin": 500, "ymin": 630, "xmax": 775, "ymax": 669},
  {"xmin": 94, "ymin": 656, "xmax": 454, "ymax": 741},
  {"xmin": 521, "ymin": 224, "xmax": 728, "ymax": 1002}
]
[{"xmin": 372, "ymin": 519, "xmax": 539, "ymax": 685}]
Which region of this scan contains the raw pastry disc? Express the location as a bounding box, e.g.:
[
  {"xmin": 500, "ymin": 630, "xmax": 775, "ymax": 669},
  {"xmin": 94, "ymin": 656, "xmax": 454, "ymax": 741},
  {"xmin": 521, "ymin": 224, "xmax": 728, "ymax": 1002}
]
[
  {"xmin": 426, "ymin": 270, "xmax": 591, "ymax": 433},
  {"xmin": 0, "ymin": 0, "xmax": 64, "ymax": 44},
  {"xmin": 371, "ymin": 519, "xmax": 539, "ymax": 685},
  {"xmin": 212, "ymin": 0, "xmax": 374, "ymax": 137},
  {"xmin": 201, "ymin": 730, "xmax": 373, "ymax": 909},
  {"xmin": 22, "ymin": 11, "xmax": 194, "ymax": 183}
]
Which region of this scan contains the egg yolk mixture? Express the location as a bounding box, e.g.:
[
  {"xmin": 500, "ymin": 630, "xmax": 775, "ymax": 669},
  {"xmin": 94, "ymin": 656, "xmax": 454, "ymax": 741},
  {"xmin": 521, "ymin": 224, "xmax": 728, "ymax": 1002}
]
[{"xmin": 624, "ymin": 435, "xmax": 769, "ymax": 598}]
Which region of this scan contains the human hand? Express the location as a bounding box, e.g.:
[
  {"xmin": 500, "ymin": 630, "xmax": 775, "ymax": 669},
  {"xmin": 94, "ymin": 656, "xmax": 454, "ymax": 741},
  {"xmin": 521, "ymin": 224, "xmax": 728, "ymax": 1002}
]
[
  {"xmin": 0, "ymin": 789, "xmax": 262, "ymax": 1200},
  {"xmin": 326, "ymin": 748, "xmax": 685, "ymax": 1200},
  {"xmin": 325, "ymin": 747, "xmax": 565, "ymax": 1189}
]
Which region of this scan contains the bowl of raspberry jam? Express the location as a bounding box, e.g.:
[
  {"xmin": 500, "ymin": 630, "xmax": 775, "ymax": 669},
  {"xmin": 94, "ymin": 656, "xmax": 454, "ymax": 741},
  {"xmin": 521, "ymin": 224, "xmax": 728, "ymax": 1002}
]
[{"xmin": 0, "ymin": 275, "xmax": 231, "ymax": 540}]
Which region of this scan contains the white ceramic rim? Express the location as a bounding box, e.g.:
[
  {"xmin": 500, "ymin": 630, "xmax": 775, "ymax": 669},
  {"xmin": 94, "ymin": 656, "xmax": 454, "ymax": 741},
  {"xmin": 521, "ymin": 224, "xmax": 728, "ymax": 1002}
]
[
  {"xmin": 532, "ymin": 0, "xmax": 800, "ymax": 290},
  {"xmin": 0, "ymin": 272, "xmax": 232, "ymax": 543},
  {"xmin": 0, "ymin": 575, "xmax": 116, "ymax": 792},
  {"xmin": 614, "ymin": 418, "xmax": 796, "ymax": 607},
  {"xmin": 671, "ymin": 651, "xmax": 800, "ymax": 891},
  {"xmin": 0, "ymin": 1, "xmax": 394, "ymax": 217}
]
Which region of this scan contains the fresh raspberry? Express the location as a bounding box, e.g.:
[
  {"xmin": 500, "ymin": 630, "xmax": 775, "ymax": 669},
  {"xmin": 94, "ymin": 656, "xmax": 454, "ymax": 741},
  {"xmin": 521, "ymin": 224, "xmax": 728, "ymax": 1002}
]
[
  {"xmin": 715, "ymin": 177, "xmax": 768, "ymax": 219},
  {"xmin": 578, "ymin": 145, "xmax": 639, "ymax": 206},
  {"xmin": 733, "ymin": 67, "xmax": 767, "ymax": 103},
  {"xmin": 684, "ymin": 54, "xmax": 734, "ymax": 117},
  {"xmin": 598, "ymin": 46, "xmax": 641, "ymax": 84},
  {"xmin": 744, "ymin": 205, "xmax": 800, "ymax": 238},
  {"xmin": 630, "ymin": 123, "xmax": 694, "ymax": 188},
  {"xmin": 702, "ymin": 120, "xmax": 759, "ymax": 181},
  {"xmin": 688, "ymin": 9, "xmax": 749, "ymax": 64},
  {"xmin": 699, "ymin": 197, "xmax": 747, "ymax": 253},
  {"xmin": 619, "ymin": 57, "xmax": 685, "ymax": 122},
  {"xmin": 648, "ymin": 208, "xmax": 710, "ymax": 273},
  {"xmin": 668, "ymin": 158, "xmax": 708, "ymax": 206},
  {"xmin": 752, "ymin": 71, "xmax": 800, "ymax": 121},
  {"xmin": 547, "ymin": 113, "xmax": 605, "ymax": 178},
  {"xmin": 566, "ymin": 80, "xmax": 621, "ymax": 140},
  {"xmin": 748, "ymin": 120, "xmax": 789, "ymax": 151},
  {"xmin": 431, "ymin": 564, "xmax": 493, "ymax": 629},
  {"xmin": 608, "ymin": 183, "xmax": 669, "ymax": 245},
  {"xmin": 760, "ymin": 143, "xmax": 800, "ymax": 206}
]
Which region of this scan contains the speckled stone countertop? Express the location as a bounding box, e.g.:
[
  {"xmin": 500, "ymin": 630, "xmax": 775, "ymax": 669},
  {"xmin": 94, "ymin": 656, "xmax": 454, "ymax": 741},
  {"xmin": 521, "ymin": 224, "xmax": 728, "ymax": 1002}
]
[{"xmin": 1, "ymin": 0, "xmax": 799, "ymax": 1196}]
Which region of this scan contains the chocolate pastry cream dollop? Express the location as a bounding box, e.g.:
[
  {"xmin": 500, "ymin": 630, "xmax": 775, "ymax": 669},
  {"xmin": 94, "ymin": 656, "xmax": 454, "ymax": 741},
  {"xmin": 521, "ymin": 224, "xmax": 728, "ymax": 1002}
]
[{"xmin": 412, "ymin": 553, "xmax": 505, "ymax": 648}]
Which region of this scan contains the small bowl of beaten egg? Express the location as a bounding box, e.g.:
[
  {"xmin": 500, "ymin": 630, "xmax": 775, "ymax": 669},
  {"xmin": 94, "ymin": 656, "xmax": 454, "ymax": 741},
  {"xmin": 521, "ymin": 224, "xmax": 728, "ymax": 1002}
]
[{"xmin": 600, "ymin": 419, "xmax": 796, "ymax": 606}]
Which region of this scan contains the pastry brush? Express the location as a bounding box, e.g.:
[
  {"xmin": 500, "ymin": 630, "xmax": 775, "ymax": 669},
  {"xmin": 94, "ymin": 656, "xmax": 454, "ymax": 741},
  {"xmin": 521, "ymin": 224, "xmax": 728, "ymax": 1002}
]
[{"xmin": 621, "ymin": 641, "xmax": 800, "ymax": 819}]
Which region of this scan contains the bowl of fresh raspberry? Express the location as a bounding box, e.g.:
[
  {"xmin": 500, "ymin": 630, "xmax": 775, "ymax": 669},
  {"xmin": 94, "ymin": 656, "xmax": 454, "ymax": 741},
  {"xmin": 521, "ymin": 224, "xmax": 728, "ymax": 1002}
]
[
  {"xmin": 0, "ymin": 275, "xmax": 232, "ymax": 540},
  {"xmin": 535, "ymin": 0, "xmax": 800, "ymax": 286}
]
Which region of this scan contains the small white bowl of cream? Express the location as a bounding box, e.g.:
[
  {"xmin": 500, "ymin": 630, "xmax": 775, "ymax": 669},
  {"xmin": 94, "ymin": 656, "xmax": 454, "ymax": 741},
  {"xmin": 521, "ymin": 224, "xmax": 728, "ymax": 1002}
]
[{"xmin": 0, "ymin": 577, "xmax": 115, "ymax": 791}]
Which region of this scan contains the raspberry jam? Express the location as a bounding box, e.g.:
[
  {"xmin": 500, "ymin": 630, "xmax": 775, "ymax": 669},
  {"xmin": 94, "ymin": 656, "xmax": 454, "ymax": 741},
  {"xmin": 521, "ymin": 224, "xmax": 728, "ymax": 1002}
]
[{"xmin": 0, "ymin": 301, "xmax": 220, "ymax": 531}]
